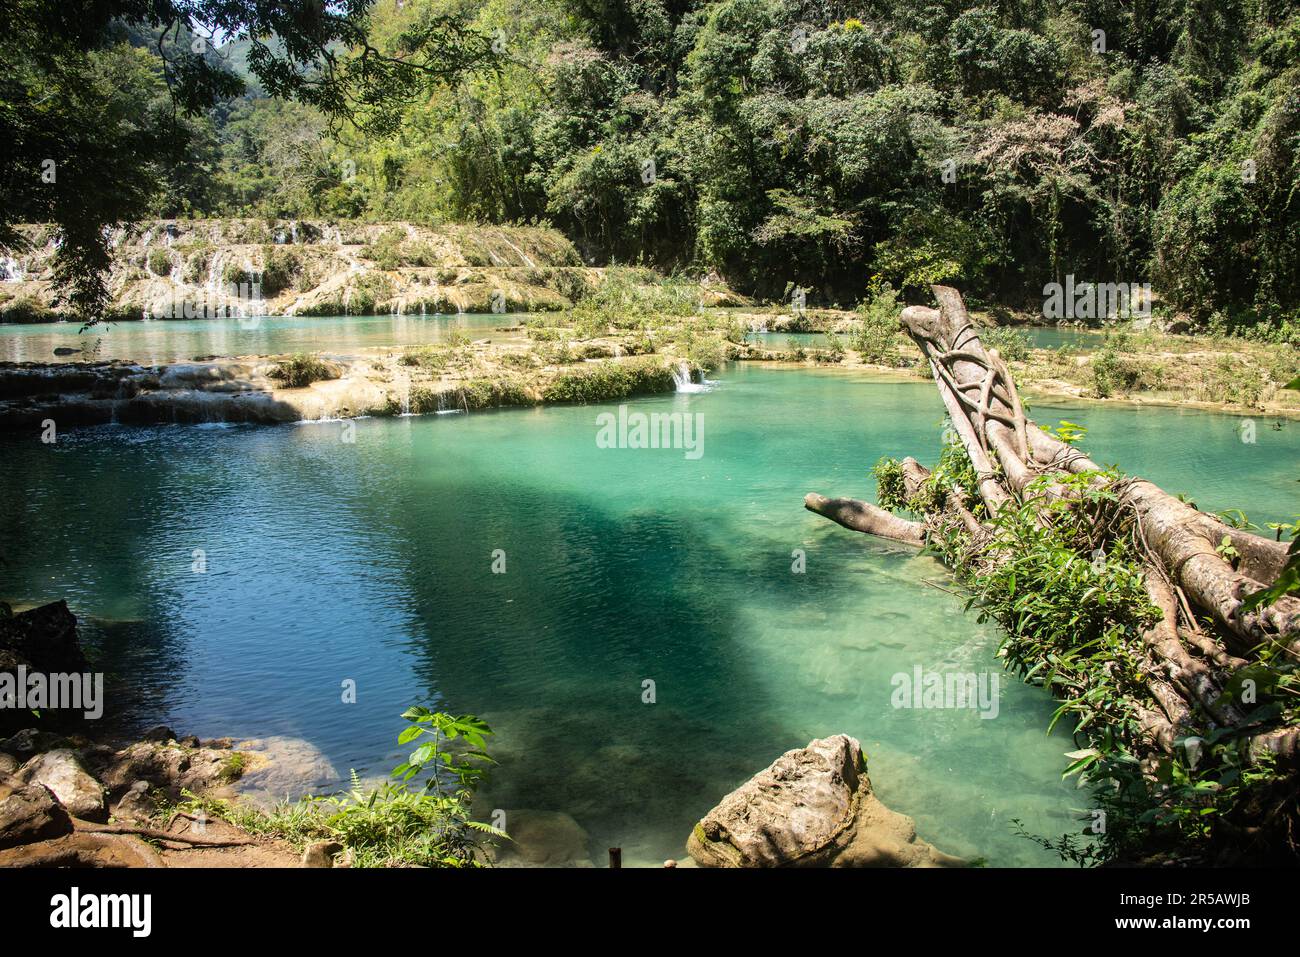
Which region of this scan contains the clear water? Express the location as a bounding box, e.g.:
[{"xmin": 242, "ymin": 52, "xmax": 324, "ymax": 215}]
[
  {"xmin": 2, "ymin": 363, "xmax": 1296, "ymax": 867},
  {"xmin": 0, "ymin": 313, "xmax": 517, "ymax": 364},
  {"xmin": 1022, "ymin": 326, "xmax": 1106, "ymax": 351},
  {"xmin": 743, "ymin": 327, "xmax": 1105, "ymax": 351},
  {"xmin": 745, "ymin": 331, "xmax": 828, "ymax": 347}
]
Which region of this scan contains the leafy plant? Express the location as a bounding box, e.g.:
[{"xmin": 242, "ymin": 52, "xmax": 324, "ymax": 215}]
[
  {"xmin": 978, "ymin": 325, "xmax": 1030, "ymax": 362},
  {"xmin": 268, "ymin": 353, "xmax": 335, "ymax": 389},
  {"xmin": 182, "ymin": 709, "xmax": 506, "ymax": 868}
]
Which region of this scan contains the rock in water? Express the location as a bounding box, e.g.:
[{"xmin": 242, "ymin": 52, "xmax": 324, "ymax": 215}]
[
  {"xmin": 686, "ymin": 734, "xmax": 964, "ymax": 868},
  {"xmin": 0, "ymin": 601, "xmax": 89, "ymax": 736},
  {"xmin": 18, "ymin": 749, "xmax": 108, "ymax": 822},
  {"xmin": 0, "ymin": 600, "xmax": 86, "ymax": 673}
]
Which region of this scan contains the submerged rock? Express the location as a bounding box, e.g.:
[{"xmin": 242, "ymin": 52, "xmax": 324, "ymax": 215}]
[
  {"xmin": 0, "ymin": 599, "xmax": 86, "ymax": 672},
  {"xmin": 686, "ymin": 734, "xmax": 964, "ymax": 868},
  {"xmin": 488, "ymin": 809, "xmax": 593, "ymax": 867}
]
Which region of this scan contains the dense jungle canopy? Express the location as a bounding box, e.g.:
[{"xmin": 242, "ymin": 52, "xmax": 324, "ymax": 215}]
[{"xmin": 1, "ymin": 0, "xmax": 1299, "ymax": 329}]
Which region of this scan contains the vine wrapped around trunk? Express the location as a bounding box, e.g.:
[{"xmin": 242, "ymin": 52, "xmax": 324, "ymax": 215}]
[{"xmin": 806, "ymin": 285, "xmax": 1299, "ymax": 865}]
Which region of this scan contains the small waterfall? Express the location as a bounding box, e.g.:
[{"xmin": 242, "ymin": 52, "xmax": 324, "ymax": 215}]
[
  {"xmin": 109, "ymin": 379, "xmax": 127, "ymax": 425},
  {"xmin": 673, "ymin": 361, "xmax": 711, "ymax": 394},
  {"xmin": 398, "ymin": 370, "xmax": 412, "ymax": 416},
  {"xmin": 0, "ymin": 255, "xmax": 25, "ymax": 282},
  {"xmin": 434, "ymin": 389, "xmax": 463, "ymax": 415}
]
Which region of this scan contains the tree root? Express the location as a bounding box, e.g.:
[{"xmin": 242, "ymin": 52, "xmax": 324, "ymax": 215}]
[{"xmin": 806, "ymin": 283, "xmax": 1299, "ymax": 782}]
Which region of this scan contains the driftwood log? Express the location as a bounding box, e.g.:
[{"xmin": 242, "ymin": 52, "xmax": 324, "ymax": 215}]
[{"xmin": 806, "ymin": 285, "xmax": 1299, "ymax": 771}]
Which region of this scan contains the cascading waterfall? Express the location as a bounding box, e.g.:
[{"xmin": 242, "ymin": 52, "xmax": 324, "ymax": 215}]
[
  {"xmin": 0, "ymin": 255, "xmax": 25, "ymax": 282},
  {"xmin": 672, "ymin": 360, "xmax": 711, "ymax": 393},
  {"xmin": 434, "ymin": 388, "xmax": 463, "ymax": 415}
]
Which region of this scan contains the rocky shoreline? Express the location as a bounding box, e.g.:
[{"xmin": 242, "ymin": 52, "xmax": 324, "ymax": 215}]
[
  {"xmin": 0, "ymin": 602, "xmax": 306, "ymax": 867},
  {"xmin": 2, "ymin": 602, "xmax": 967, "ymax": 868}
]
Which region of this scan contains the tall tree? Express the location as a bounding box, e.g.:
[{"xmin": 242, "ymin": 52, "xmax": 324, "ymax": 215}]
[{"xmin": 0, "ymin": 0, "xmax": 494, "ymax": 319}]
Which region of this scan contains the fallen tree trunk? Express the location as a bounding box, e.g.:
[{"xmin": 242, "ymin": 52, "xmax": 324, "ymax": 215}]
[
  {"xmin": 803, "ymin": 494, "xmax": 925, "ymax": 546},
  {"xmin": 807, "ymin": 284, "xmax": 1299, "ymax": 861}
]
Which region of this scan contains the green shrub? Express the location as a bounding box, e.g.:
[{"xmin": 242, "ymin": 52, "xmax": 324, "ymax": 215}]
[
  {"xmin": 978, "ymin": 326, "xmax": 1030, "ymax": 362},
  {"xmin": 400, "ymin": 346, "xmax": 451, "ymax": 371},
  {"xmin": 261, "ymin": 246, "xmax": 303, "ymax": 297},
  {"xmin": 360, "ymin": 227, "xmax": 407, "ymax": 269},
  {"xmin": 180, "ymin": 709, "xmax": 505, "ymax": 868},
  {"xmin": 1091, "ymin": 345, "xmax": 1141, "ymax": 397},
  {"xmin": 0, "ymin": 294, "xmax": 54, "ymax": 323},
  {"xmin": 570, "ymin": 268, "xmax": 698, "ymax": 330},
  {"xmin": 147, "ymin": 248, "xmax": 173, "ymax": 276},
  {"xmin": 542, "ymin": 357, "xmax": 676, "ymax": 402},
  {"xmin": 852, "ymin": 283, "xmax": 902, "ymax": 363},
  {"xmin": 269, "ymin": 353, "xmax": 336, "ymax": 388},
  {"xmin": 346, "ymin": 273, "xmax": 395, "ymax": 315}
]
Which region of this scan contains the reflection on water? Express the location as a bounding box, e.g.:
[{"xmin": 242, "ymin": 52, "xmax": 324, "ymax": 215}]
[
  {"xmin": 0, "ymin": 313, "xmax": 520, "ymax": 364},
  {"xmin": 1, "ymin": 363, "xmax": 1295, "ymax": 866}
]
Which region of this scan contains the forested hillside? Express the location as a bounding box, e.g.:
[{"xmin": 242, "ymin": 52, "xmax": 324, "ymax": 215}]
[{"xmin": 6, "ymin": 1, "xmax": 1300, "ymax": 331}]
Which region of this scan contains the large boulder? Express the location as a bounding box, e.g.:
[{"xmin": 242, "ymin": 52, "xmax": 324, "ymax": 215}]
[
  {"xmin": 18, "ymin": 749, "xmax": 108, "ymax": 822},
  {"xmin": 686, "ymin": 734, "xmax": 964, "ymax": 868},
  {"xmin": 0, "ymin": 772, "xmax": 74, "ymax": 848}
]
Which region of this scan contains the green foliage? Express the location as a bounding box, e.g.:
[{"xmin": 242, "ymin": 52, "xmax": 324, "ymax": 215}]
[
  {"xmin": 542, "ymin": 357, "xmax": 676, "ymax": 402},
  {"xmin": 269, "ymin": 352, "xmax": 335, "ymax": 388},
  {"xmin": 1091, "ymin": 342, "xmax": 1142, "ymax": 397},
  {"xmin": 218, "ymin": 751, "xmax": 247, "ymax": 783},
  {"xmin": 569, "ymin": 269, "xmax": 699, "ymax": 331},
  {"xmin": 911, "ymin": 433, "xmax": 985, "ymax": 517},
  {"xmin": 1040, "ymin": 420, "xmax": 1088, "ymax": 445},
  {"xmin": 185, "ymin": 709, "xmax": 505, "ymax": 868},
  {"xmin": 359, "ymin": 228, "xmax": 442, "ymax": 269},
  {"xmin": 0, "ymin": 0, "xmax": 496, "ymax": 321},
  {"xmin": 147, "ymin": 249, "xmax": 173, "ymax": 277},
  {"xmin": 872, "ymin": 457, "xmax": 907, "ymax": 512},
  {"xmin": 978, "ymin": 326, "xmax": 1030, "ymax": 362},
  {"xmin": 894, "ymin": 448, "xmax": 1300, "ymax": 865},
  {"xmin": 259, "ymin": 246, "xmax": 303, "ymax": 297},
  {"xmin": 1242, "ymin": 519, "xmax": 1300, "ymax": 612},
  {"xmin": 851, "ymin": 283, "xmax": 902, "ymax": 363},
  {"xmin": 13, "ymin": 0, "xmax": 1300, "ymax": 326}
]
